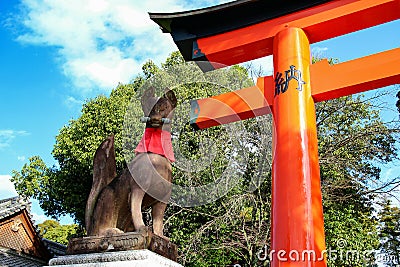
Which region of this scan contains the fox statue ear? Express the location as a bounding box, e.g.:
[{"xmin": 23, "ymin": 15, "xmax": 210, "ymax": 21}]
[
  {"xmin": 141, "ymin": 87, "xmax": 156, "ymax": 116},
  {"xmin": 164, "ymin": 89, "xmax": 177, "ymax": 108}
]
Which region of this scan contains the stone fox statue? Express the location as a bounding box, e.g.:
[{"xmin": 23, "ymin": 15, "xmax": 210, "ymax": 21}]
[{"xmin": 85, "ymin": 87, "xmax": 177, "ymax": 239}]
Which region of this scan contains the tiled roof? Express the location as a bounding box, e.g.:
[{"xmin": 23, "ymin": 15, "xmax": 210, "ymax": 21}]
[
  {"xmin": 0, "ymin": 247, "xmax": 45, "ymax": 267},
  {"xmin": 43, "ymin": 239, "xmax": 67, "ymax": 257},
  {"xmin": 0, "ymin": 196, "xmax": 67, "ymax": 259},
  {"xmin": 0, "ymin": 196, "xmax": 30, "ymax": 221}
]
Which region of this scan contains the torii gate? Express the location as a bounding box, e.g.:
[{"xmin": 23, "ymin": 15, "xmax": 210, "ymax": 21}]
[{"xmin": 150, "ymin": 0, "xmax": 400, "ymax": 266}]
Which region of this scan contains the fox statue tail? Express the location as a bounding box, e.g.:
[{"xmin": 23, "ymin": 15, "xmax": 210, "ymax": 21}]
[{"xmin": 85, "ymin": 135, "xmax": 117, "ymax": 235}]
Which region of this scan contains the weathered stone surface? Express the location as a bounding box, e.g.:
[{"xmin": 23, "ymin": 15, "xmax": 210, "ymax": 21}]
[
  {"xmin": 86, "ymin": 88, "xmax": 177, "ymax": 239},
  {"xmin": 47, "ymin": 249, "xmax": 183, "ymax": 267},
  {"xmin": 66, "ymin": 231, "xmax": 177, "ymax": 261}
]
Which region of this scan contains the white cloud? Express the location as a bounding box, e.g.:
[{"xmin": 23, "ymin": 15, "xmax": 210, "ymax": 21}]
[
  {"xmin": 30, "ymin": 212, "xmax": 50, "ymax": 224},
  {"xmin": 64, "ymin": 95, "xmax": 84, "ymax": 110},
  {"xmin": 64, "ymin": 46, "xmax": 139, "ymax": 90},
  {"xmin": 17, "ymin": 156, "xmax": 26, "ymax": 162},
  {"xmin": 0, "ymin": 130, "xmax": 29, "ymax": 149},
  {"xmin": 15, "ymin": 0, "xmax": 231, "ymax": 94},
  {"xmin": 0, "ymin": 175, "xmax": 17, "ymax": 198}
]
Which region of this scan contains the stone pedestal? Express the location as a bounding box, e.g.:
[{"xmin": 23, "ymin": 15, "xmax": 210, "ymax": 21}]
[
  {"xmin": 48, "ymin": 231, "xmax": 182, "ymax": 266},
  {"xmin": 47, "ymin": 249, "xmax": 183, "ymax": 266},
  {"xmin": 66, "ymin": 231, "xmax": 177, "ymax": 261}
]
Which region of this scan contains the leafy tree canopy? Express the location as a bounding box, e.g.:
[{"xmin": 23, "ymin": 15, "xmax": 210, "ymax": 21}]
[
  {"xmin": 378, "ymin": 198, "xmax": 400, "ymax": 266},
  {"xmin": 38, "ymin": 220, "xmax": 79, "ymax": 246}
]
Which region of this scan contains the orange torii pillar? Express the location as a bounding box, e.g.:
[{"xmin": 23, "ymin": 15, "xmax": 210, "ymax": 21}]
[{"xmin": 270, "ymin": 27, "xmax": 325, "ymax": 265}]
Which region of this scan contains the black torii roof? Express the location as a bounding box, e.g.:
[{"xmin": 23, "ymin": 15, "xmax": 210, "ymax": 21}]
[{"xmin": 149, "ymin": 0, "xmax": 333, "ymax": 63}]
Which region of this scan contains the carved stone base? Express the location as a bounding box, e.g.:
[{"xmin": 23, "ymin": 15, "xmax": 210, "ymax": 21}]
[
  {"xmin": 66, "ymin": 231, "xmax": 177, "ymax": 262},
  {"xmin": 47, "ymin": 250, "xmax": 183, "ymax": 267}
]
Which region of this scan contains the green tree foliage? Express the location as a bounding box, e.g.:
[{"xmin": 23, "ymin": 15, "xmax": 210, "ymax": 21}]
[
  {"xmin": 11, "ymin": 52, "xmax": 400, "ymax": 266},
  {"xmin": 324, "ymin": 206, "xmax": 379, "ymax": 266},
  {"xmin": 316, "ymin": 94, "xmax": 398, "ymax": 267},
  {"xmin": 378, "ymin": 199, "xmax": 400, "ymax": 266},
  {"xmin": 38, "ymin": 220, "xmax": 79, "ymax": 245},
  {"xmin": 313, "ymin": 58, "xmax": 398, "ymax": 266}
]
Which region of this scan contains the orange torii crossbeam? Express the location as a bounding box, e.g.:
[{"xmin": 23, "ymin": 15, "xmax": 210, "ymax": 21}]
[
  {"xmin": 190, "ymin": 47, "xmax": 400, "ymax": 129},
  {"xmin": 150, "ymin": 0, "xmax": 400, "ymax": 266}
]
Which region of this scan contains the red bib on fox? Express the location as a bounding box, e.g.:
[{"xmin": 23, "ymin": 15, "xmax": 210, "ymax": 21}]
[{"xmin": 135, "ymin": 128, "xmax": 175, "ymax": 162}]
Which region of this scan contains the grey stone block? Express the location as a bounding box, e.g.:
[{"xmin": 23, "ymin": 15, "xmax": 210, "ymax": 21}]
[{"xmin": 46, "ymin": 249, "xmax": 183, "ymax": 267}]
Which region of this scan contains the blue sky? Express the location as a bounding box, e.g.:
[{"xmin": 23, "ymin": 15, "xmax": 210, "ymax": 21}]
[{"xmin": 0, "ymin": 0, "xmax": 399, "ymax": 225}]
